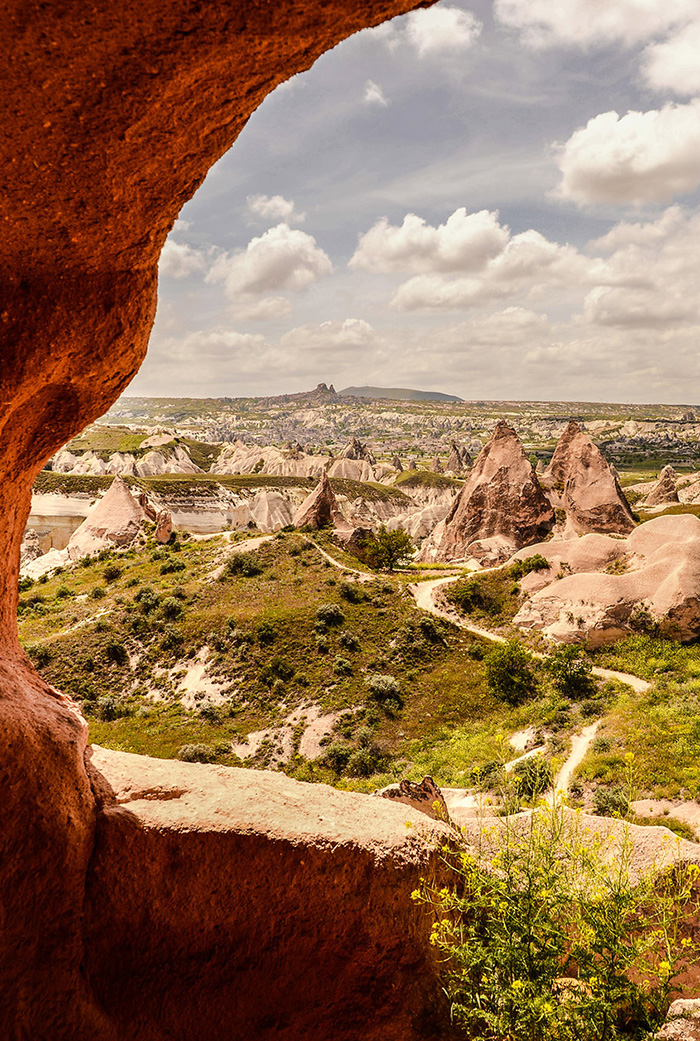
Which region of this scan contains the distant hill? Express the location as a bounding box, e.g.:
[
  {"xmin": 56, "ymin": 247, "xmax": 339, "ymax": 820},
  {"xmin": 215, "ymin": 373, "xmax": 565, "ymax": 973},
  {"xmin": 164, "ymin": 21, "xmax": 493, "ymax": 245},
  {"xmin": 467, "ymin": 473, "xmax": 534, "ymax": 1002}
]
[{"xmin": 339, "ymin": 386, "xmax": 462, "ymax": 402}]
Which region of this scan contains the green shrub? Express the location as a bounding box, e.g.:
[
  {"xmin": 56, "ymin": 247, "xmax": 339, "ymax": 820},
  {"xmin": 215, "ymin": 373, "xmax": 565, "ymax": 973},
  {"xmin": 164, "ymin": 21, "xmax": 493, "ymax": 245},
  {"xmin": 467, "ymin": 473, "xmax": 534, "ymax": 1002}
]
[
  {"xmin": 177, "ymin": 743, "xmax": 215, "ymax": 763},
  {"xmin": 366, "ymin": 673, "xmax": 403, "ymax": 714},
  {"xmin": 256, "ymin": 620, "xmax": 277, "ymax": 645},
  {"xmin": 545, "ymin": 644, "xmax": 597, "ymax": 700},
  {"xmin": 323, "ymin": 742, "xmax": 353, "ymax": 773},
  {"xmin": 223, "ymin": 552, "xmax": 263, "ymax": 578},
  {"xmin": 339, "ymin": 580, "xmax": 365, "ymax": 603},
  {"xmin": 338, "ymin": 630, "xmax": 360, "ymax": 651},
  {"xmin": 485, "ymin": 640, "xmax": 539, "ymax": 705},
  {"xmin": 55, "ymin": 584, "xmax": 72, "ymax": 599},
  {"xmin": 316, "ymin": 603, "xmax": 346, "ymax": 627},
  {"xmin": 28, "ymin": 643, "xmax": 51, "ymax": 668},
  {"xmin": 90, "ymin": 586, "xmax": 106, "ymax": 600},
  {"xmin": 509, "ymin": 553, "xmax": 550, "ymax": 580},
  {"xmin": 513, "ymin": 754, "xmax": 553, "ymax": 798},
  {"xmin": 593, "ymin": 783, "xmax": 630, "ymax": 818},
  {"xmin": 259, "ymin": 656, "xmax": 294, "ymax": 683},
  {"xmin": 135, "ymin": 586, "xmax": 160, "ymax": 613},
  {"xmin": 416, "ymin": 803, "xmax": 700, "ymax": 1041},
  {"xmin": 198, "ymin": 703, "xmax": 222, "ymax": 723},
  {"xmin": 161, "ymin": 596, "xmax": 184, "ymax": 621},
  {"xmin": 105, "ymin": 640, "xmax": 128, "ymax": 666},
  {"xmin": 160, "ymin": 559, "xmax": 185, "ymax": 575},
  {"xmin": 346, "ymin": 746, "xmax": 381, "ymax": 777},
  {"xmin": 96, "ymin": 695, "xmax": 119, "ymax": 721},
  {"xmin": 333, "ymin": 656, "xmax": 353, "ymax": 676},
  {"xmin": 102, "ymin": 564, "xmax": 123, "ymax": 583},
  {"xmin": 161, "ymin": 625, "xmax": 184, "ymax": 651}
]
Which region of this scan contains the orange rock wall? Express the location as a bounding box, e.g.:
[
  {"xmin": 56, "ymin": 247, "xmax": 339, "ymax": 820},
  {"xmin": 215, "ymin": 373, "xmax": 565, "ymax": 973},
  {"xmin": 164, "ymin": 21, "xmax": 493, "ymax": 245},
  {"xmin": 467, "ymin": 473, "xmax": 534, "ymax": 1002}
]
[{"xmin": 0, "ymin": 2, "xmax": 449, "ymax": 1037}]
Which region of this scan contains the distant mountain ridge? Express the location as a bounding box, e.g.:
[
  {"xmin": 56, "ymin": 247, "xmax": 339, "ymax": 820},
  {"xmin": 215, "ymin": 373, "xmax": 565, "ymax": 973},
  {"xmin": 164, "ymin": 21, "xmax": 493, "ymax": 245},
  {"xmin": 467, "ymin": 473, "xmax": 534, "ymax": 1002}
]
[{"xmin": 340, "ymin": 385, "xmax": 462, "ymax": 402}]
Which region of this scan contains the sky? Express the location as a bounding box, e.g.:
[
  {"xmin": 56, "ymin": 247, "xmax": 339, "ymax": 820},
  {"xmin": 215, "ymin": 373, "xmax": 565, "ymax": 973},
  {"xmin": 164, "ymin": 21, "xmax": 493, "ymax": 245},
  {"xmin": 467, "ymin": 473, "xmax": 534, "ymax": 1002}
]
[{"xmin": 129, "ymin": 0, "xmax": 700, "ymax": 403}]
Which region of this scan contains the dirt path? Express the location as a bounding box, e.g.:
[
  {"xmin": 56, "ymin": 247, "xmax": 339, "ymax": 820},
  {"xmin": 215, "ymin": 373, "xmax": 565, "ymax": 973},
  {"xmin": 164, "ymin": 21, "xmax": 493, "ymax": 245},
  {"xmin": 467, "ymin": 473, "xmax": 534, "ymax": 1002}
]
[
  {"xmin": 554, "ymin": 721, "xmax": 600, "ymax": 795},
  {"xmin": 304, "ymin": 539, "xmax": 375, "ymax": 580}
]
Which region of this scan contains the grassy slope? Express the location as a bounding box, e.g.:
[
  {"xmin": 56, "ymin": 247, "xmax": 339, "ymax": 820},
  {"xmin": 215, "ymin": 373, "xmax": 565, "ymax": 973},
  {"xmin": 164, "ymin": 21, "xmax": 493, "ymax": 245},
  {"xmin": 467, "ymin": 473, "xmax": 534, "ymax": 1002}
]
[{"xmin": 18, "ymin": 533, "xmax": 575, "ymax": 793}]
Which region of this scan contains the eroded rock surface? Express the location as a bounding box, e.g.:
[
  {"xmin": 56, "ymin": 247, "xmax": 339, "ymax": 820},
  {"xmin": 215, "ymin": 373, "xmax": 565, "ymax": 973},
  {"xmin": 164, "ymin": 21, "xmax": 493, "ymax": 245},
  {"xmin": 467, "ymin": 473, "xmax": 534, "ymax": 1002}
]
[
  {"xmin": 84, "ymin": 747, "xmax": 451, "ymax": 1041},
  {"xmin": 644, "ymin": 464, "xmax": 680, "ymax": 506},
  {"xmin": 421, "ymin": 421, "xmax": 554, "ymax": 564},
  {"xmin": 67, "ymin": 476, "xmax": 145, "ymax": 560},
  {"xmin": 513, "ymin": 514, "xmax": 700, "ymax": 645},
  {"xmin": 542, "ymin": 421, "xmax": 635, "ymax": 535},
  {"xmin": 293, "ymin": 470, "xmax": 342, "ymax": 529}
]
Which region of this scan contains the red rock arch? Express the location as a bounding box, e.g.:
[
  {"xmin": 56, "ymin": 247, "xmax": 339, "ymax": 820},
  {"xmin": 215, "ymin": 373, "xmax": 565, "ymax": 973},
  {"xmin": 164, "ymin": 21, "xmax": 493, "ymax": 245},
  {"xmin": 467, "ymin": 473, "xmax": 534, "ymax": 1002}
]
[{"xmin": 0, "ymin": 3, "xmax": 451, "ymax": 1038}]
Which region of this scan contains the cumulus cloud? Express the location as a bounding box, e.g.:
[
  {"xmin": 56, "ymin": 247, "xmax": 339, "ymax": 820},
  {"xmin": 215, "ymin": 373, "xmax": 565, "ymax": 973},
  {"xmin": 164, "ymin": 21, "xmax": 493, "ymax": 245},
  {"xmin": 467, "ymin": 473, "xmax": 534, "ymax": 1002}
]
[
  {"xmin": 159, "ymin": 239, "xmax": 206, "ymax": 279},
  {"xmin": 350, "ymin": 209, "xmax": 509, "ymax": 275},
  {"xmin": 228, "ymin": 296, "xmax": 293, "ymax": 322},
  {"xmin": 247, "ymin": 194, "xmax": 305, "ymax": 224},
  {"xmin": 642, "ymin": 19, "xmax": 700, "ymax": 96},
  {"xmin": 207, "ymin": 224, "xmax": 332, "ymax": 298},
  {"xmin": 404, "ymin": 5, "xmax": 482, "ymax": 56},
  {"xmin": 494, "ymin": 0, "xmax": 695, "ymax": 49},
  {"xmin": 555, "ymin": 100, "xmax": 700, "ymax": 206},
  {"xmin": 356, "ymin": 209, "xmax": 590, "ymax": 312},
  {"xmin": 581, "ymin": 207, "xmax": 700, "ymax": 328},
  {"xmin": 371, "ymin": 5, "xmax": 481, "ymax": 57},
  {"xmin": 280, "ymin": 318, "xmax": 377, "ymax": 353},
  {"xmin": 364, "ymin": 79, "xmax": 389, "ymax": 107}
]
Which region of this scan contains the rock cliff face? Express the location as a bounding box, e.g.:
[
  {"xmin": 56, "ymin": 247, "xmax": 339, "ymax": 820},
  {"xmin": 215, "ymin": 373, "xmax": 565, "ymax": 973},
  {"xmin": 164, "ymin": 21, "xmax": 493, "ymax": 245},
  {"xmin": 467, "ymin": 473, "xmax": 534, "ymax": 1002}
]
[
  {"xmin": 513, "ymin": 514, "xmax": 700, "ymax": 646},
  {"xmin": 0, "ymin": 1, "xmax": 450, "ymax": 1037},
  {"xmin": 542, "ymin": 421, "xmax": 635, "ymax": 534},
  {"xmin": 293, "ymin": 471, "xmax": 342, "ymax": 529},
  {"xmin": 420, "ymin": 421, "xmax": 554, "ymax": 564},
  {"xmin": 66, "ymin": 476, "xmax": 145, "ymax": 560},
  {"xmin": 644, "ymin": 464, "xmax": 679, "ymax": 506}
]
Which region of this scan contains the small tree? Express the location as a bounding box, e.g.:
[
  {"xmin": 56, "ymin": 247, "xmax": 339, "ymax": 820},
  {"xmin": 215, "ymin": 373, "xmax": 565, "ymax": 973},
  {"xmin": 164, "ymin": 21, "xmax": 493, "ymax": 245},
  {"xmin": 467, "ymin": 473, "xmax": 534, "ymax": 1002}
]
[
  {"xmin": 360, "ymin": 525, "xmax": 414, "ymax": 571},
  {"xmin": 546, "ymin": 644, "xmax": 596, "ymax": 700},
  {"xmin": 485, "ymin": 640, "xmax": 539, "ymax": 705}
]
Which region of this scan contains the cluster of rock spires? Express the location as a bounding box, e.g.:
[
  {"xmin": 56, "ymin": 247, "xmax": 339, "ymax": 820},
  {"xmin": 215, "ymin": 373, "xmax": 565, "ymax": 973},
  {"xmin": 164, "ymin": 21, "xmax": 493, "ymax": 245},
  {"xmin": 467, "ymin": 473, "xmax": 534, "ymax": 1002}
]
[{"xmin": 421, "ymin": 420, "xmax": 636, "ymax": 565}]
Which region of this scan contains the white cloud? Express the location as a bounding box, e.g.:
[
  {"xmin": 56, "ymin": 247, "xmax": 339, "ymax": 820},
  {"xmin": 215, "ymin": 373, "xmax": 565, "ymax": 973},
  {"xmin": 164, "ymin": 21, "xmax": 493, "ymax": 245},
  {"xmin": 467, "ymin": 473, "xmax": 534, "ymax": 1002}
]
[
  {"xmin": 350, "ymin": 209, "xmax": 509, "ymax": 274},
  {"xmin": 581, "ymin": 207, "xmax": 700, "ymax": 327},
  {"xmin": 405, "ymin": 6, "xmax": 482, "ymax": 56},
  {"xmin": 159, "ymin": 239, "xmax": 206, "ymax": 279},
  {"xmin": 247, "ymin": 194, "xmax": 305, "ymax": 224},
  {"xmin": 555, "ymin": 100, "xmax": 700, "ymax": 206},
  {"xmin": 207, "ymin": 223, "xmax": 332, "ymax": 298},
  {"xmin": 494, "ymin": 0, "xmax": 696, "ymax": 49},
  {"xmin": 228, "ymin": 296, "xmax": 293, "ymax": 322},
  {"xmin": 364, "ymin": 79, "xmax": 388, "ymax": 107},
  {"xmin": 642, "ymin": 19, "xmax": 700, "ymax": 96},
  {"xmin": 280, "ymin": 318, "xmax": 377, "ymax": 353}
]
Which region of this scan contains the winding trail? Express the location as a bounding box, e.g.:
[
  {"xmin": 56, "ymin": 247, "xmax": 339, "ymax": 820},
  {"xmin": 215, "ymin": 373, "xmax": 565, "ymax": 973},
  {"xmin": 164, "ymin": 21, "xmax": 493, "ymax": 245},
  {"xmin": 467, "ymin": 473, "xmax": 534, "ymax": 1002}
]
[{"xmin": 408, "ymin": 572, "xmax": 651, "ymax": 797}]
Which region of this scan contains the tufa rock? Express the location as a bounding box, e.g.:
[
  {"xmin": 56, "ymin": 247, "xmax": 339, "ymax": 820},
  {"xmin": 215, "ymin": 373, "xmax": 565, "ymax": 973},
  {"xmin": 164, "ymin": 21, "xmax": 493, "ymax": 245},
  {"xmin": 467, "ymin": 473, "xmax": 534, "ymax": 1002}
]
[
  {"xmin": 445, "ymin": 440, "xmax": 472, "ymax": 475},
  {"xmin": 409, "ymin": 458, "xmax": 418, "ymax": 471},
  {"xmin": 420, "ymin": 421, "xmax": 554, "ymax": 564},
  {"xmin": 643, "ymin": 464, "xmax": 679, "ymax": 506},
  {"xmin": 655, "ymin": 998, "xmax": 700, "ymax": 1039},
  {"xmin": 340, "ymin": 437, "xmax": 376, "ymax": 465},
  {"xmin": 378, "ymin": 776, "xmax": 451, "ymax": 823},
  {"xmin": 431, "ymin": 455, "xmax": 444, "ymax": 474},
  {"xmin": 293, "ymin": 471, "xmax": 342, "ymax": 530},
  {"xmin": 391, "ymin": 454, "xmax": 403, "ymax": 472},
  {"xmin": 66, "ymin": 476, "xmax": 145, "ymax": 560},
  {"xmin": 155, "ymin": 509, "xmax": 173, "ymax": 544},
  {"xmin": 542, "ymin": 421, "xmax": 635, "ymax": 535},
  {"xmin": 20, "ymin": 529, "xmax": 44, "ymax": 568},
  {"xmin": 513, "ymin": 514, "xmax": 700, "ymax": 646}
]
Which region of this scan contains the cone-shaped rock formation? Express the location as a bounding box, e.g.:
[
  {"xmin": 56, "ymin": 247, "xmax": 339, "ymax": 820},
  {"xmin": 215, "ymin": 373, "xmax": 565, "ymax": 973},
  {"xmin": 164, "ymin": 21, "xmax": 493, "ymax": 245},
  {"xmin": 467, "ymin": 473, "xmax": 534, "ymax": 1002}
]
[
  {"xmin": 420, "ymin": 421, "xmax": 554, "ymax": 564},
  {"xmin": 293, "ymin": 471, "xmax": 341, "ymax": 530},
  {"xmin": 66, "ymin": 476, "xmax": 145, "ymax": 559},
  {"xmin": 644, "ymin": 464, "xmax": 679, "ymax": 507},
  {"xmin": 542, "ymin": 421, "xmax": 635, "ymax": 535},
  {"xmin": 445, "ymin": 441, "xmax": 472, "ymax": 475}
]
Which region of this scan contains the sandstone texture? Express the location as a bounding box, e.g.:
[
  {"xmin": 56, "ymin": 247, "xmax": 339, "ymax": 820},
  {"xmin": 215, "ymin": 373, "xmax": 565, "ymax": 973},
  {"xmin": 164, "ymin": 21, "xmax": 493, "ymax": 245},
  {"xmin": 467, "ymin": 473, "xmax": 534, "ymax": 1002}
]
[
  {"xmin": 656, "ymin": 999, "xmax": 700, "ymax": 1039},
  {"xmin": 67, "ymin": 476, "xmax": 145, "ymax": 560},
  {"xmin": 420, "ymin": 421, "xmax": 554, "ymax": 564},
  {"xmin": 293, "ymin": 470, "xmax": 343, "ymax": 529},
  {"xmin": 445, "ymin": 440, "xmax": 472, "ymax": 475},
  {"xmin": 542, "ymin": 421, "xmax": 635, "ymax": 535},
  {"xmin": 643, "ymin": 464, "xmax": 680, "ymax": 506},
  {"xmin": 378, "ymin": 776, "xmax": 451, "ymax": 823},
  {"xmin": 513, "ymin": 514, "xmax": 700, "ymax": 645},
  {"xmin": 84, "ymin": 747, "xmax": 451, "ymax": 1041},
  {"xmin": 0, "ymin": 1, "xmax": 449, "ymax": 1036}
]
